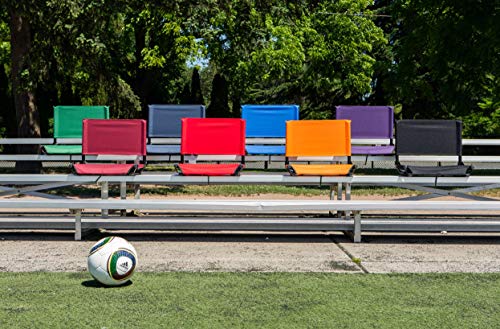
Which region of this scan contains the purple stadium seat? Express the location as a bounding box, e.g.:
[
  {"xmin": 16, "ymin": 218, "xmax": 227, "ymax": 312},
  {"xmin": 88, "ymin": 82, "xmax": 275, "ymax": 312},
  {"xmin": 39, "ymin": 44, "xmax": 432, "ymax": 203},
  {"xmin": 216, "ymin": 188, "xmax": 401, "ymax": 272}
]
[{"xmin": 336, "ymin": 106, "xmax": 394, "ymax": 155}]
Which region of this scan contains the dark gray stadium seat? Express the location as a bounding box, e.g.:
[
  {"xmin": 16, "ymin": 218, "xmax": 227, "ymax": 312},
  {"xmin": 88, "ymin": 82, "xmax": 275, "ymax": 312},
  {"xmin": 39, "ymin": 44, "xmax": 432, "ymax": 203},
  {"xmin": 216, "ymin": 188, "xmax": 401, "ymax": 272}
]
[{"xmin": 395, "ymin": 120, "xmax": 473, "ymax": 176}]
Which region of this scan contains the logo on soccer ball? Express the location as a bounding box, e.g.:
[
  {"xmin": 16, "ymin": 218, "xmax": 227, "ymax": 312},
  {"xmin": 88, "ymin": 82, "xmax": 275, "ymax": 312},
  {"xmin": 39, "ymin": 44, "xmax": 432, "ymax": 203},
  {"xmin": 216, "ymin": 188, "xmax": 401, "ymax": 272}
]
[{"xmin": 108, "ymin": 249, "xmax": 136, "ymax": 280}]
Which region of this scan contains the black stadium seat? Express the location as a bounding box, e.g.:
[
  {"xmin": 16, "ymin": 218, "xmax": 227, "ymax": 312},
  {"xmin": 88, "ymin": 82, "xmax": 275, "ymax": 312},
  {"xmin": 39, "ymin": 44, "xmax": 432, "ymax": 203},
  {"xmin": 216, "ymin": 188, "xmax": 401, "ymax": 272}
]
[{"xmin": 395, "ymin": 120, "xmax": 473, "ymax": 177}]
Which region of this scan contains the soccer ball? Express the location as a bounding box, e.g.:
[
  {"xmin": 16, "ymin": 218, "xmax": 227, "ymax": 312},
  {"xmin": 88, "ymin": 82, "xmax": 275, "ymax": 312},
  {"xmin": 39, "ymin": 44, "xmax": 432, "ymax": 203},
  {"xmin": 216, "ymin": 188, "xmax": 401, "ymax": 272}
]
[{"xmin": 87, "ymin": 236, "xmax": 138, "ymax": 286}]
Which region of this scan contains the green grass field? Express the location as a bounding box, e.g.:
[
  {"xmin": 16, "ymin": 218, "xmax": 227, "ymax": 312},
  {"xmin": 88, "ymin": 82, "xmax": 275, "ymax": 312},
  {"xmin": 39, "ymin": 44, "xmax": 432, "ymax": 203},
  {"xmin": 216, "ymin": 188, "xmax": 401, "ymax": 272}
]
[{"xmin": 1, "ymin": 272, "xmax": 498, "ymax": 328}]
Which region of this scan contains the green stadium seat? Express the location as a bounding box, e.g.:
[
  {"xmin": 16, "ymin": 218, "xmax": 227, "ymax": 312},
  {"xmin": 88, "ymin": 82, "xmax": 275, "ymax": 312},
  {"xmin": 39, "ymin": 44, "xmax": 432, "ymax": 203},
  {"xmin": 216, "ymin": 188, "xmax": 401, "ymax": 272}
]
[{"xmin": 42, "ymin": 105, "xmax": 110, "ymax": 154}]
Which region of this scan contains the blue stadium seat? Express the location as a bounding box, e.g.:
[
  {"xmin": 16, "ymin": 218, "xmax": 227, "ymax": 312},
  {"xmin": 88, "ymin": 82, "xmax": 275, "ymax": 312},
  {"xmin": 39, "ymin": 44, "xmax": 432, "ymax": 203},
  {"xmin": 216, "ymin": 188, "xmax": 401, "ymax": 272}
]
[
  {"xmin": 147, "ymin": 104, "xmax": 205, "ymax": 154},
  {"xmin": 242, "ymin": 105, "xmax": 299, "ymax": 155}
]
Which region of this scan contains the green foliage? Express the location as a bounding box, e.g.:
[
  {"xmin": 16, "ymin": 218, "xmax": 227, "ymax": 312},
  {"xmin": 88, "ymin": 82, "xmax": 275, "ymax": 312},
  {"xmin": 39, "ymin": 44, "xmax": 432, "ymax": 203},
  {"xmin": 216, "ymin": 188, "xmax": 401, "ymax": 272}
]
[
  {"xmin": 194, "ymin": 1, "xmax": 385, "ymax": 118},
  {"xmin": 462, "ymin": 74, "xmax": 500, "ymax": 137},
  {"xmin": 0, "ymin": 0, "xmax": 497, "ymax": 137},
  {"xmin": 375, "ymin": 0, "xmax": 500, "ymax": 137}
]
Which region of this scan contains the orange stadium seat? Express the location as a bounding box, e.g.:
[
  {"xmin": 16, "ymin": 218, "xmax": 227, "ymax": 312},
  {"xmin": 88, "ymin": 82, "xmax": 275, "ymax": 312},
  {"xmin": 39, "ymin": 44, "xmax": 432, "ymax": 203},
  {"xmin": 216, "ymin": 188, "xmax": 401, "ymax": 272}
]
[{"xmin": 285, "ymin": 120, "xmax": 354, "ymax": 176}]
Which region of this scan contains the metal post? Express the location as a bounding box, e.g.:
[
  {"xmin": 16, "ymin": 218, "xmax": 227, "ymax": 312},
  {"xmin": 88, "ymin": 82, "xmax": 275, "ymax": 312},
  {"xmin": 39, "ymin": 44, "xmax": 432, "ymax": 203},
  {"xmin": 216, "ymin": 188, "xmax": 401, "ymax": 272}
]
[
  {"xmin": 134, "ymin": 184, "xmax": 140, "ymax": 199},
  {"xmin": 101, "ymin": 182, "xmax": 108, "ymax": 218},
  {"xmin": 345, "ymin": 183, "xmax": 352, "ymax": 219},
  {"xmin": 336, "ymin": 183, "xmax": 343, "ymax": 218},
  {"xmin": 329, "ymin": 185, "xmax": 335, "ymax": 200},
  {"xmin": 74, "ymin": 209, "xmax": 82, "ymax": 241},
  {"xmin": 120, "ymin": 182, "xmax": 127, "ymax": 216},
  {"xmin": 353, "ymin": 211, "xmax": 362, "ymax": 243},
  {"xmin": 133, "ymin": 184, "xmax": 141, "ymax": 216},
  {"xmin": 329, "ymin": 185, "xmax": 335, "ymax": 217},
  {"xmin": 345, "ymin": 183, "xmax": 351, "ymax": 200}
]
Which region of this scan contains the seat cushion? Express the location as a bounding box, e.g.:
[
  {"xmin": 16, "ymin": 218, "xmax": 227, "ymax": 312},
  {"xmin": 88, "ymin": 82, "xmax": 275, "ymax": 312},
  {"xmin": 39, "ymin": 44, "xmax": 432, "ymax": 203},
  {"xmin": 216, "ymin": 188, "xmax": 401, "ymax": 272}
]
[
  {"xmin": 147, "ymin": 144, "xmax": 181, "ymax": 154},
  {"xmin": 176, "ymin": 163, "xmax": 243, "ymax": 176},
  {"xmin": 288, "ymin": 164, "xmax": 354, "ymax": 176},
  {"xmin": 246, "ymin": 145, "xmax": 285, "ymax": 155},
  {"xmin": 397, "ymin": 164, "xmax": 473, "ymax": 177},
  {"xmin": 351, "ymin": 145, "xmax": 394, "ymax": 155},
  {"xmin": 73, "ymin": 163, "xmax": 142, "ymax": 175},
  {"xmin": 42, "ymin": 144, "xmax": 82, "ymax": 154}
]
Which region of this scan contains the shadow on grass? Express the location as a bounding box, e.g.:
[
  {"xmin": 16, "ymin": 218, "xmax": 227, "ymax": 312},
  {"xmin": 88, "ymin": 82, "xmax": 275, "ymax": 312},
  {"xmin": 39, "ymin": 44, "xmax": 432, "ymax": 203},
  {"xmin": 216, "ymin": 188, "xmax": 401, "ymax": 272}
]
[{"xmin": 81, "ymin": 279, "xmax": 133, "ymax": 288}]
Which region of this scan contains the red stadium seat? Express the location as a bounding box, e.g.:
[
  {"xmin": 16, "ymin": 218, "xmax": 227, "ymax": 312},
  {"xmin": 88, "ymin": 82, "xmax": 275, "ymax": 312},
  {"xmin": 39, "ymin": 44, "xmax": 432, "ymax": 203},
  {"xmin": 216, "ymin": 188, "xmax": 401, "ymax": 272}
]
[
  {"xmin": 175, "ymin": 163, "xmax": 243, "ymax": 176},
  {"xmin": 73, "ymin": 119, "xmax": 147, "ymax": 175},
  {"xmin": 176, "ymin": 118, "xmax": 245, "ymax": 176}
]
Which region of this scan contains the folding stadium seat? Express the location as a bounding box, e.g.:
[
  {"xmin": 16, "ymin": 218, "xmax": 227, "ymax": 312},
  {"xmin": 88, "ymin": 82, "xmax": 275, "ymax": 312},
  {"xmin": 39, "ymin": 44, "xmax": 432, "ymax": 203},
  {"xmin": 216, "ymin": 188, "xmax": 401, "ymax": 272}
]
[
  {"xmin": 336, "ymin": 105, "xmax": 394, "ymax": 155},
  {"xmin": 147, "ymin": 104, "xmax": 205, "ymax": 154},
  {"xmin": 176, "ymin": 118, "xmax": 245, "ymax": 176},
  {"xmin": 286, "ymin": 120, "xmax": 355, "ymax": 176},
  {"xmin": 395, "ymin": 120, "xmax": 473, "ymax": 176},
  {"xmin": 73, "ymin": 119, "xmax": 147, "ymax": 175},
  {"xmin": 42, "ymin": 106, "xmax": 109, "ymax": 154},
  {"xmin": 242, "ymin": 105, "xmax": 299, "ymax": 155}
]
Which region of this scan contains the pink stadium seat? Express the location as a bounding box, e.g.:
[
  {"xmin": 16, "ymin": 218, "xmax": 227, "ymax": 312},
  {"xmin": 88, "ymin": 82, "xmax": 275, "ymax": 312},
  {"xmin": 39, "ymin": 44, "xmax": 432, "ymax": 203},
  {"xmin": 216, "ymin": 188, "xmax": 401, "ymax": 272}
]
[
  {"xmin": 73, "ymin": 119, "xmax": 147, "ymax": 175},
  {"xmin": 176, "ymin": 118, "xmax": 246, "ymax": 176}
]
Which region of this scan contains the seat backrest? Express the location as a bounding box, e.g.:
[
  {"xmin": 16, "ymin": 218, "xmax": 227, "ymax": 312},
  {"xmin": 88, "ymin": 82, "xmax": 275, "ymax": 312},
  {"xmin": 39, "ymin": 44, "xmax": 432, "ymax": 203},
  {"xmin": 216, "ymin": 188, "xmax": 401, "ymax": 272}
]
[
  {"xmin": 82, "ymin": 119, "xmax": 147, "ymax": 155},
  {"xmin": 53, "ymin": 106, "xmax": 109, "ymax": 138},
  {"xmin": 286, "ymin": 120, "xmax": 351, "ymax": 157},
  {"xmin": 396, "ymin": 120, "xmax": 462, "ymax": 156},
  {"xmin": 181, "ymin": 118, "xmax": 246, "ymax": 155},
  {"xmin": 335, "ymin": 105, "xmax": 393, "ymax": 139},
  {"xmin": 148, "ymin": 104, "xmax": 205, "ymax": 137},
  {"xmin": 241, "ymin": 104, "xmax": 299, "ymax": 137}
]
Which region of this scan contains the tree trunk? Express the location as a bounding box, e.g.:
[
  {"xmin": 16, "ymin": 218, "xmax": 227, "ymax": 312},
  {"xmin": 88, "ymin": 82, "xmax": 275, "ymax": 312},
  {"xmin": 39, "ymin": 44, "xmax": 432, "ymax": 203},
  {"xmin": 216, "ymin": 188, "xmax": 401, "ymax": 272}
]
[
  {"xmin": 10, "ymin": 9, "xmax": 41, "ymax": 173},
  {"xmin": 133, "ymin": 24, "xmax": 149, "ymax": 120}
]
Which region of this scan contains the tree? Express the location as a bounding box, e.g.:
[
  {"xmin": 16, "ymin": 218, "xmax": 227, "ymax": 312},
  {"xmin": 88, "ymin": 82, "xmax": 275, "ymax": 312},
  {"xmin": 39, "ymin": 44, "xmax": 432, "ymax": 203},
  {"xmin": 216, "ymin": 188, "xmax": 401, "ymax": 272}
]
[
  {"xmin": 190, "ymin": 68, "xmax": 204, "ymax": 105},
  {"xmin": 7, "ymin": 2, "xmax": 41, "ymax": 172},
  {"xmin": 207, "ymin": 73, "xmax": 230, "ymax": 117},
  {"xmin": 192, "ymin": 1, "xmax": 385, "ymax": 118},
  {"xmin": 376, "ymin": 0, "xmax": 499, "ymax": 137},
  {"xmin": 0, "ymin": 14, "xmax": 15, "ymax": 152}
]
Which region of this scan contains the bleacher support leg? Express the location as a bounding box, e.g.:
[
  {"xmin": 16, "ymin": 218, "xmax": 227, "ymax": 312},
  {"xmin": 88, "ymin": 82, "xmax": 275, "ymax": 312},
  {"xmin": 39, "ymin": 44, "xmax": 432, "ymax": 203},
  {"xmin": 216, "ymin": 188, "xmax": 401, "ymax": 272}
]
[
  {"xmin": 353, "ymin": 211, "xmax": 362, "ymax": 243},
  {"xmin": 101, "ymin": 182, "xmax": 108, "ymax": 218},
  {"xmin": 345, "ymin": 183, "xmax": 351, "ymax": 219},
  {"xmin": 74, "ymin": 209, "xmax": 82, "ymax": 241},
  {"xmin": 120, "ymin": 182, "xmax": 126, "ymax": 216},
  {"xmin": 336, "ymin": 183, "xmax": 343, "ymax": 217},
  {"xmin": 133, "ymin": 184, "xmax": 141, "ymax": 216},
  {"xmin": 329, "ymin": 185, "xmax": 335, "ymax": 217}
]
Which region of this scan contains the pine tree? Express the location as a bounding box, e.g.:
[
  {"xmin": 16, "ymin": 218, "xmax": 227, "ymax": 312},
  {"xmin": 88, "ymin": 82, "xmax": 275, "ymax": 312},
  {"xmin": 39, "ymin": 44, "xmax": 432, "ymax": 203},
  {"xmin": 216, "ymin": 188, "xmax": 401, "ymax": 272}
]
[
  {"xmin": 190, "ymin": 68, "xmax": 204, "ymax": 105},
  {"xmin": 207, "ymin": 73, "xmax": 230, "ymax": 117}
]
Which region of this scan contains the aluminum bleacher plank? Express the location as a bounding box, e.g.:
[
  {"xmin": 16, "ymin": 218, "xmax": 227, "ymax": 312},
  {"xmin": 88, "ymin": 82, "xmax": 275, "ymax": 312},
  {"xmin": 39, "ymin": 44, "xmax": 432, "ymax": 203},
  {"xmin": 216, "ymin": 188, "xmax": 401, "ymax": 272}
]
[
  {"xmin": 0, "ymin": 200, "xmax": 499, "ymax": 212},
  {"xmin": 97, "ymin": 175, "xmax": 209, "ymax": 184},
  {"xmin": 81, "ymin": 217, "xmax": 354, "ymax": 231},
  {"xmin": 463, "ymin": 139, "xmax": 500, "ymax": 146},
  {"xmin": 0, "ymin": 174, "xmax": 99, "ymax": 184},
  {"xmin": 55, "ymin": 138, "xmax": 82, "ymax": 144},
  {"xmin": 361, "ymin": 220, "xmax": 500, "ymax": 232},
  {"xmin": 207, "ymin": 175, "xmax": 322, "ymax": 185},
  {"xmin": 0, "ymin": 138, "xmax": 54, "ymax": 144},
  {"xmin": 0, "ymin": 217, "xmax": 74, "ymax": 229}
]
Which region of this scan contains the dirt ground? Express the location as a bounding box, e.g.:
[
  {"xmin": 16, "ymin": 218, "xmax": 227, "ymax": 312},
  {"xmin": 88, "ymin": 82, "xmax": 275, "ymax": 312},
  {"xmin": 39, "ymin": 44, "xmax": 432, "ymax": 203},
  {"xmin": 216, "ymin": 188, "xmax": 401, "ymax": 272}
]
[{"xmin": 1, "ymin": 231, "xmax": 499, "ymax": 273}]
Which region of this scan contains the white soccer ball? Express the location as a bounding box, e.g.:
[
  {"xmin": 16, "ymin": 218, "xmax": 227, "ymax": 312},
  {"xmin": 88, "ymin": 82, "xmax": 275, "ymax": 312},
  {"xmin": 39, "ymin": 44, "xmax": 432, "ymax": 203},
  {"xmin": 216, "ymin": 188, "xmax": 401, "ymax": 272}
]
[{"xmin": 87, "ymin": 236, "xmax": 138, "ymax": 286}]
